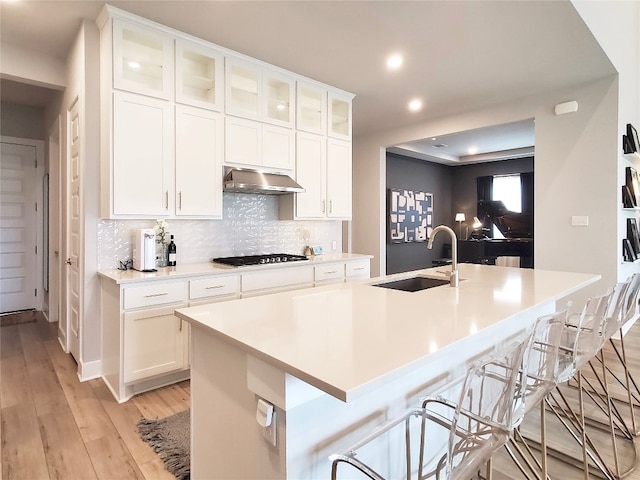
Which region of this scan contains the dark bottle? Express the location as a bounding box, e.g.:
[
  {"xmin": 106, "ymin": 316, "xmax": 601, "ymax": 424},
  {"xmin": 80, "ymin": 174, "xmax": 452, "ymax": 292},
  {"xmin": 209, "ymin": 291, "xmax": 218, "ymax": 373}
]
[{"xmin": 167, "ymin": 235, "xmax": 177, "ymax": 266}]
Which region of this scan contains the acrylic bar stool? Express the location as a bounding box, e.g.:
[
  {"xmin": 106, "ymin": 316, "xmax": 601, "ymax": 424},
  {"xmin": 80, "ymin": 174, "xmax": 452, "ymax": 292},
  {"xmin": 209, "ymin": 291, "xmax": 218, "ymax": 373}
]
[
  {"xmin": 569, "ymin": 278, "xmax": 638, "ymax": 479},
  {"xmin": 543, "ymin": 289, "xmax": 617, "ymax": 480},
  {"xmin": 502, "ymin": 306, "xmax": 569, "ymax": 480},
  {"xmin": 589, "ymin": 273, "xmax": 640, "ymax": 437},
  {"xmin": 329, "ymin": 333, "xmax": 532, "ymax": 480}
]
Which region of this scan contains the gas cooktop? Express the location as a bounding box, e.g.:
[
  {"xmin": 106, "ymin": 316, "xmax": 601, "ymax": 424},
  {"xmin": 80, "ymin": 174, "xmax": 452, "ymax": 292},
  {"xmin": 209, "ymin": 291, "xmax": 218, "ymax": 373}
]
[{"xmin": 212, "ymin": 253, "xmax": 308, "ymax": 267}]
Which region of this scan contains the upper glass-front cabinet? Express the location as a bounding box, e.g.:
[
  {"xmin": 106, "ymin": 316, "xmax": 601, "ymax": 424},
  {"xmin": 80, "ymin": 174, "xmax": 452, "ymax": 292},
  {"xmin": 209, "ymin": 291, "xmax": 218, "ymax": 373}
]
[
  {"xmin": 328, "ymin": 92, "xmax": 352, "ymax": 140},
  {"xmin": 175, "ymin": 40, "xmax": 224, "ymax": 111},
  {"xmin": 112, "ymin": 19, "xmax": 173, "ymax": 99},
  {"xmin": 296, "ymin": 82, "xmax": 327, "ymax": 135},
  {"xmin": 225, "ymin": 58, "xmax": 261, "ymax": 120},
  {"xmin": 263, "ymin": 69, "xmax": 294, "ymax": 128}
]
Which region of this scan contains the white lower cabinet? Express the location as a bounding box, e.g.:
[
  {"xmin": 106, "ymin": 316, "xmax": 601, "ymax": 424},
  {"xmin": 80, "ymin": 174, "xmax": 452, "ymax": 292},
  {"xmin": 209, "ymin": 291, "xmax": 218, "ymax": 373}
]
[
  {"xmin": 314, "ymin": 263, "xmax": 345, "ymax": 285},
  {"xmin": 346, "ymin": 260, "xmax": 370, "ymax": 280},
  {"xmin": 189, "ymin": 275, "xmax": 240, "ymax": 305},
  {"xmin": 101, "ymin": 278, "xmax": 190, "ymax": 403},
  {"xmin": 100, "ymin": 258, "xmax": 368, "ymax": 402},
  {"xmin": 241, "ymin": 265, "xmax": 314, "ymax": 297},
  {"xmin": 314, "ymin": 259, "xmax": 371, "ymax": 286},
  {"xmin": 123, "ymin": 303, "xmax": 189, "ymax": 383}
]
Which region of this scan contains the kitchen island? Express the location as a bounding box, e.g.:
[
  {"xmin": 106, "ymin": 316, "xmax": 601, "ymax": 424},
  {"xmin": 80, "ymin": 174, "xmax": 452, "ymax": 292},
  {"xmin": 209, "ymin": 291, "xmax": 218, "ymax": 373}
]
[{"xmin": 176, "ymin": 264, "xmax": 599, "ymax": 479}]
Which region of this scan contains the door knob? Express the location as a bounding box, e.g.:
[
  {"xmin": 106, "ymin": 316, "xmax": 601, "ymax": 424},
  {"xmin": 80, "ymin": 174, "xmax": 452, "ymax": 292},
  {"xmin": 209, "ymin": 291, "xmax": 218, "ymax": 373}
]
[{"xmin": 65, "ymin": 258, "xmax": 73, "ymax": 265}]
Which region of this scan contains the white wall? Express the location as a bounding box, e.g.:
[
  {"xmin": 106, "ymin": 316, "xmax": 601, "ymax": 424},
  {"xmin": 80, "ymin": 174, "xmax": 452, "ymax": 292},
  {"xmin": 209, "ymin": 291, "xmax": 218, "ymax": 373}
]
[
  {"xmin": 0, "ymin": 103, "xmax": 45, "ymax": 140},
  {"xmin": 572, "ymin": 0, "xmax": 640, "ymax": 283},
  {"xmin": 0, "ymin": 42, "xmax": 66, "ymax": 89},
  {"xmin": 58, "ymin": 20, "xmax": 102, "ymax": 378}
]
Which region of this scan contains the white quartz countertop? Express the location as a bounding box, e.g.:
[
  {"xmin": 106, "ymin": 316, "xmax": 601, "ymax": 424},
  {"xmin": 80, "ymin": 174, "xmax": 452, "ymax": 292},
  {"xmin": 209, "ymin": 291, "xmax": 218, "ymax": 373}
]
[
  {"xmin": 176, "ymin": 264, "xmax": 599, "ymax": 401},
  {"xmin": 97, "ymin": 253, "xmax": 372, "ymax": 284}
]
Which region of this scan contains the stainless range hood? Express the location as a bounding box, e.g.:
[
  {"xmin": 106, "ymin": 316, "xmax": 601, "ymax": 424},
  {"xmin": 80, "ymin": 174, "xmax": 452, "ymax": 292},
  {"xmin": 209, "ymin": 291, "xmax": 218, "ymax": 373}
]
[{"xmin": 223, "ymin": 167, "xmax": 305, "ymax": 195}]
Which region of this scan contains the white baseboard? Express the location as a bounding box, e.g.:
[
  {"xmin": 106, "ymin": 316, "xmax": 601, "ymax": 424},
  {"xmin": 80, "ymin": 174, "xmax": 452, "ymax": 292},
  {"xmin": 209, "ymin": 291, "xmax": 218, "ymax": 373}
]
[{"xmin": 78, "ymin": 359, "xmax": 101, "ymax": 382}]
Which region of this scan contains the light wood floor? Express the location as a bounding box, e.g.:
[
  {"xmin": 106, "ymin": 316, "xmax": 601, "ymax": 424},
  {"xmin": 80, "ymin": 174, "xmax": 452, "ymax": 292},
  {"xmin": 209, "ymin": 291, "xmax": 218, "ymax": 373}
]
[
  {"xmin": 2, "ymin": 314, "xmax": 640, "ymax": 479},
  {"xmin": 0, "ymin": 315, "xmax": 188, "ymax": 480}
]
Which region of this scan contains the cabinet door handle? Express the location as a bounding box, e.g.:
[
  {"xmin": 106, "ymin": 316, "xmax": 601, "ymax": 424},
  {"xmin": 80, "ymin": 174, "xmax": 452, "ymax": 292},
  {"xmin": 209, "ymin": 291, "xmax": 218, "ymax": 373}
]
[
  {"xmin": 205, "ymin": 285, "xmax": 224, "ymax": 290},
  {"xmin": 329, "ymin": 200, "xmax": 333, "ymax": 213},
  {"xmin": 179, "ymin": 318, "xmax": 183, "ymax": 332},
  {"xmin": 322, "ymin": 200, "xmax": 326, "ymax": 213},
  {"xmin": 179, "ymin": 191, "xmax": 182, "ymax": 210},
  {"xmin": 324, "ymin": 270, "xmax": 338, "ymax": 275},
  {"xmin": 354, "ymin": 267, "xmax": 365, "ymax": 271},
  {"xmin": 165, "ymin": 190, "xmax": 169, "ymax": 209},
  {"xmin": 144, "ymin": 292, "xmax": 169, "ymax": 298}
]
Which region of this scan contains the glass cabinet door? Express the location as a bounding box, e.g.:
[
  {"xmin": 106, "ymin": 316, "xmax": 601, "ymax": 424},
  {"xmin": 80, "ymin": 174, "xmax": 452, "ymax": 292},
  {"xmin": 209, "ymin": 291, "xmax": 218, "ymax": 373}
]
[
  {"xmin": 328, "ymin": 92, "xmax": 352, "ymax": 139},
  {"xmin": 175, "ymin": 40, "xmax": 224, "ymax": 111},
  {"xmin": 296, "ymin": 82, "xmax": 326, "ymax": 135},
  {"xmin": 112, "ymin": 19, "xmax": 173, "ymax": 99},
  {"xmin": 263, "ymin": 70, "xmax": 294, "ymax": 127},
  {"xmin": 225, "ymin": 58, "xmax": 261, "ymax": 119}
]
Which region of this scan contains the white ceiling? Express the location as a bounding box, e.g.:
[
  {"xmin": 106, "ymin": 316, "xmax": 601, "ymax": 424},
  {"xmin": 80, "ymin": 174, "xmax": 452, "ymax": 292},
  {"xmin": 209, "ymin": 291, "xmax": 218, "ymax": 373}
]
[{"xmin": 0, "ymin": 0, "xmax": 615, "ymax": 160}]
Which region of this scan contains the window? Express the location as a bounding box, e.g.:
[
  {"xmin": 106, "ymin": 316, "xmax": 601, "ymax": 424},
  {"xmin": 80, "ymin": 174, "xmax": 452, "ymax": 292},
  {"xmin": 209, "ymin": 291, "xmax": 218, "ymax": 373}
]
[{"xmin": 492, "ymin": 174, "xmax": 521, "ymax": 239}]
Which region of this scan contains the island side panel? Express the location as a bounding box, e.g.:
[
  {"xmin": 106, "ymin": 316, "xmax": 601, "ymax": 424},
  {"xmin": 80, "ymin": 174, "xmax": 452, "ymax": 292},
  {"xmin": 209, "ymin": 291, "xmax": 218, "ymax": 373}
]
[{"xmin": 190, "ymin": 323, "xmax": 286, "ymax": 479}]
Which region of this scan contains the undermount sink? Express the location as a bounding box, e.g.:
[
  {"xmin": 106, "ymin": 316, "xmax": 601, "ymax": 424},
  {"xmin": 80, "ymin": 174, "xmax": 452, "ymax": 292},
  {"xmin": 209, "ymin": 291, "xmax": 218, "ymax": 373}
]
[{"xmin": 372, "ymin": 276, "xmax": 450, "ymax": 292}]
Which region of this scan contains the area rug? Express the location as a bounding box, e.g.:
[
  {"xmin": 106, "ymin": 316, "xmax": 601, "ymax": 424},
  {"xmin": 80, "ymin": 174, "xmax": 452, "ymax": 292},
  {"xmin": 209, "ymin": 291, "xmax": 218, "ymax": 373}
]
[
  {"xmin": 138, "ymin": 409, "xmax": 190, "ymax": 480},
  {"xmin": 0, "ymin": 309, "xmax": 38, "ymax": 327}
]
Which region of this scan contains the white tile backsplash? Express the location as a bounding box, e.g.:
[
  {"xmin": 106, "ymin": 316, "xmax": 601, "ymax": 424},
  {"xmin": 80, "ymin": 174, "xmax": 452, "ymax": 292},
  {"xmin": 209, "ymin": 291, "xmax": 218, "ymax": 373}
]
[{"xmin": 97, "ymin": 193, "xmax": 343, "ymax": 269}]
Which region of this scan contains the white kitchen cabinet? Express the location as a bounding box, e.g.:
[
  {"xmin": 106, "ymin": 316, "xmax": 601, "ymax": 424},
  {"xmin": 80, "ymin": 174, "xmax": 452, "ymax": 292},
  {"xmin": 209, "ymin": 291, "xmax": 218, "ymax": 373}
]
[
  {"xmin": 100, "ymin": 276, "xmax": 190, "ymax": 402},
  {"xmin": 290, "ymin": 131, "xmax": 326, "ymax": 218},
  {"xmin": 314, "ymin": 263, "xmax": 345, "ymax": 285},
  {"xmin": 123, "ymin": 303, "xmax": 189, "ymax": 383},
  {"xmin": 189, "ymin": 275, "xmax": 240, "ymax": 305},
  {"xmin": 241, "ymin": 265, "xmax": 314, "ymax": 297},
  {"xmin": 225, "ymin": 116, "xmax": 294, "ymax": 171},
  {"xmin": 263, "ymin": 68, "xmax": 295, "ymax": 128},
  {"xmin": 175, "ymin": 105, "xmax": 223, "ymax": 217},
  {"xmin": 225, "ymin": 58, "xmax": 261, "ymax": 119},
  {"xmin": 226, "ymin": 58, "xmax": 295, "ymax": 129},
  {"xmin": 112, "ymin": 91, "xmax": 174, "ymax": 216},
  {"xmin": 296, "ymin": 82, "xmax": 327, "ymax": 135},
  {"xmin": 175, "ymin": 39, "xmax": 224, "ymax": 111},
  {"xmin": 281, "ymin": 133, "xmax": 352, "ymax": 220},
  {"xmin": 326, "ymin": 138, "xmax": 352, "ymax": 218},
  {"xmin": 314, "ymin": 258, "xmax": 371, "ymax": 286},
  {"xmin": 346, "ymin": 260, "xmax": 370, "ymax": 280},
  {"xmin": 112, "ymin": 17, "xmax": 173, "ymax": 99},
  {"xmin": 328, "ymin": 91, "xmax": 352, "ymax": 140}
]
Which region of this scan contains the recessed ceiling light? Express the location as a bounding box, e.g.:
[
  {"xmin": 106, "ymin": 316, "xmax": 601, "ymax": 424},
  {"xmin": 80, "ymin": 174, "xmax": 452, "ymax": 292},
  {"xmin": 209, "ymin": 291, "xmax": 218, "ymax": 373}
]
[
  {"xmin": 468, "ymin": 146, "xmax": 479, "ymax": 155},
  {"xmin": 386, "ymin": 54, "xmax": 403, "ymax": 70},
  {"xmin": 408, "ymin": 99, "xmax": 422, "ymax": 112}
]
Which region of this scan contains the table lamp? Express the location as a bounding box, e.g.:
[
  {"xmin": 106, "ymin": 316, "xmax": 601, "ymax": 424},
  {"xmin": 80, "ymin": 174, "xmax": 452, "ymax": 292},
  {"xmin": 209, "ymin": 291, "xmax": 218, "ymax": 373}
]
[{"xmin": 455, "ymin": 213, "xmax": 465, "ymax": 238}]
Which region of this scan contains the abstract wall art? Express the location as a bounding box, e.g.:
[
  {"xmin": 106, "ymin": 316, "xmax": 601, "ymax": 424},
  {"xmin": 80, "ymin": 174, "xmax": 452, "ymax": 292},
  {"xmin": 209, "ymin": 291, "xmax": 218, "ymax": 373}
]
[{"xmin": 388, "ymin": 188, "xmax": 433, "ymax": 243}]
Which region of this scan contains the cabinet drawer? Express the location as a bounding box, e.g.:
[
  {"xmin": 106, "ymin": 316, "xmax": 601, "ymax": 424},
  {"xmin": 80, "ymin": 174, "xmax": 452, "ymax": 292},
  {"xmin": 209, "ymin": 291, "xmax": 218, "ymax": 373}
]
[
  {"xmin": 190, "ymin": 275, "xmax": 239, "ymax": 300},
  {"xmin": 314, "ymin": 264, "xmax": 345, "ymax": 282},
  {"xmin": 241, "ymin": 266, "xmax": 313, "ymax": 293},
  {"xmin": 346, "ymin": 261, "xmax": 370, "ymax": 279},
  {"xmin": 124, "ymin": 282, "xmax": 187, "ymax": 310}
]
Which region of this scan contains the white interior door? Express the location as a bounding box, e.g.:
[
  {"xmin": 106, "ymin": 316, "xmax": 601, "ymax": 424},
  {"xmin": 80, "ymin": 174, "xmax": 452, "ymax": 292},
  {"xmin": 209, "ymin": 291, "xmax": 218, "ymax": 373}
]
[
  {"xmin": 0, "ymin": 142, "xmax": 37, "ymax": 313},
  {"xmin": 66, "ymin": 99, "xmax": 82, "ymax": 362}
]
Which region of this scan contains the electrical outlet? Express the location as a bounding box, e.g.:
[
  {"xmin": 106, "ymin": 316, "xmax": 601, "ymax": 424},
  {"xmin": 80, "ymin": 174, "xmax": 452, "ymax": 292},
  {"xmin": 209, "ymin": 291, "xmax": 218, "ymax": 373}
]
[{"xmin": 263, "ymin": 411, "xmax": 276, "ymax": 446}]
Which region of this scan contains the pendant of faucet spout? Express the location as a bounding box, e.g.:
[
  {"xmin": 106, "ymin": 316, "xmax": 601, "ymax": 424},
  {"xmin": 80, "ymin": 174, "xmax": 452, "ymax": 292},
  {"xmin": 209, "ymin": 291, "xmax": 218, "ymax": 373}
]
[{"xmin": 427, "ymin": 225, "xmax": 459, "ymax": 287}]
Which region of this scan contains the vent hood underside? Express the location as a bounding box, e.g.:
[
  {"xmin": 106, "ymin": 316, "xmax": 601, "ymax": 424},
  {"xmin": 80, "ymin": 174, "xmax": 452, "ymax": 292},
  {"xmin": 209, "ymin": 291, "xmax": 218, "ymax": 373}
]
[{"xmin": 223, "ymin": 168, "xmax": 305, "ymax": 195}]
